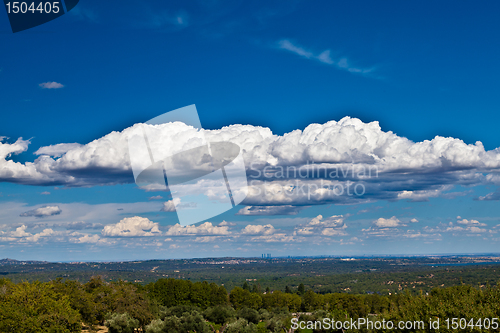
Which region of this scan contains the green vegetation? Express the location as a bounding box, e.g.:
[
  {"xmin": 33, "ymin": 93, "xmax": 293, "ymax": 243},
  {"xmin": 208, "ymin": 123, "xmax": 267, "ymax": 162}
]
[
  {"xmin": 0, "ymin": 279, "xmax": 81, "ymax": 333},
  {"xmin": 2, "ymin": 256, "xmax": 500, "ymax": 295},
  {"xmin": 2, "ymin": 257, "xmax": 500, "ymax": 331},
  {"xmin": 2, "ymin": 275, "xmax": 500, "ymax": 332}
]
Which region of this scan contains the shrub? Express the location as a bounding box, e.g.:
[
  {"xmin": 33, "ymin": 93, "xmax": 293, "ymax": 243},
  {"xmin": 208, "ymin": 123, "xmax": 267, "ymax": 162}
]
[
  {"xmin": 224, "ymin": 318, "xmax": 259, "ymax": 333},
  {"xmin": 178, "ymin": 311, "xmax": 212, "ymax": 333},
  {"xmin": 146, "ymin": 311, "xmax": 211, "ymax": 333},
  {"xmin": 145, "ymin": 319, "xmax": 165, "ymax": 333},
  {"xmin": 104, "ymin": 312, "xmax": 139, "ymax": 333},
  {"xmin": 203, "ymin": 305, "xmax": 236, "ymax": 324},
  {"xmin": 237, "ymin": 307, "xmax": 260, "ymax": 324},
  {"xmin": 162, "ymin": 304, "xmax": 201, "ymax": 318}
]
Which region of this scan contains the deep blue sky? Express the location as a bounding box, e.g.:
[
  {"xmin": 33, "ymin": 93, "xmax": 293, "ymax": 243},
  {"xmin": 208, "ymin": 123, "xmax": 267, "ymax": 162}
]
[
  {"xmin": 2, "ymin": 1, "xmax": 500, "ymax": 149},
  {"xmin": 1, "ymin": 1, "xmax": 500, "ymax": 261}
]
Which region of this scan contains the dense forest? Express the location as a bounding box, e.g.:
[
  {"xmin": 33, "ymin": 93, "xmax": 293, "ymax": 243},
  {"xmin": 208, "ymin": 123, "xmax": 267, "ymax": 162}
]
[{"xmin": 2, "ymin": 275, "xmax": 500, "ymax": 332}]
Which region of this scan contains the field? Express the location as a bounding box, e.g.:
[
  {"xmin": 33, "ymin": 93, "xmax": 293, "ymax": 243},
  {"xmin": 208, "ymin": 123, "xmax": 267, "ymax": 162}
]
[{"xmin": 2, "ymin": 255, "xmax": 500, "ymax": 294}]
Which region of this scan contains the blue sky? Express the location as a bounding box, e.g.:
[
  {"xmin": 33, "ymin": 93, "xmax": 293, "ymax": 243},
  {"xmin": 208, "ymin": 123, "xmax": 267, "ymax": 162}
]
[{"xmin": 1, "ymin": 1, "xmax": 500, "ymax": 261}]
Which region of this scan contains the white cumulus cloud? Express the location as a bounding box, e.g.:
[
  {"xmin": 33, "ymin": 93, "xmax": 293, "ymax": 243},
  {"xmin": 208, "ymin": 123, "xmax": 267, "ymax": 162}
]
[
  {"xmin": 164, "ymin": 222, "xmax": 230, "ymax": 236},
  {"xmin": 241, "ymin": 224, "xmax": 276, "ymax": 235},
  {"xmin": 101, "ymin": 216, "xmax": 161, "ymax": 237},
  {"xmin": 161, "ymin": 198, "xmax": 180, "ymax": 212},
  {"xmin": 74, "ymin": 234, "xmax": 101, "ymax": 243},
  {"xmin": 456, "ymin": 217, "xmax": 486, "ymax": 227},
  {"xmin": 294, "ymin": 215, "xmax": 347, "ymax": 236},
  {"xmin": 2, "ymin": 116, "xmax": 500, "ymax": 209},
  {"xmin": 20, "ymin": 205, "xmax": 62, "ymax": 218},
  {"xmin": 373, "ymin": 216, "xmax": 402, "ymax": 228},
  {"xmin": 35, "ymin": 143, "xmax": 82, "ymax": 157}
]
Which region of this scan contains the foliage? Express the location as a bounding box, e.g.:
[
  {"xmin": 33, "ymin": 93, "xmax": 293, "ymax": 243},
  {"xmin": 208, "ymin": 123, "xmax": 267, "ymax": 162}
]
[
  {"xmin": 237, "ymin": 307, "xmax": 261, "ymax": 324},
  {"xmin": 146, "ymin": 278, "xmax": 228, "ymax": 309},
  {"xmin": 224, "ymin": 318, "xmax": 259, "ymax": 333},
  {"xmin": 52, "ymin": 276, "xmax": 156, "ymax": 328},
  {"xmin": 203, "ymin": 305, "xmax": 236, "ymax": 324},
  {"xmin": 104, "ymin": 312, "xmax": 139, "ymax": 333},
  {"xmin": 229, "ymin": 286, "xmax": 263, "ymax": 309},
  {"xmin": 4, "ymin": 257, "xmax": 500, "ymax": 296},
  {"xmin": 3, "ymin": 273, "xmax": 500, "ymax": 332},
  {"xmin": 262, "ymin": 290, "xmax": 301, "ymax": 312},
  {"xmin": 0, "ymin": 280, "xmax": 81, "ymax": 333},
  {"xmin": 145, "ymin": 310, "xmax": 211, "ymax": 333}
]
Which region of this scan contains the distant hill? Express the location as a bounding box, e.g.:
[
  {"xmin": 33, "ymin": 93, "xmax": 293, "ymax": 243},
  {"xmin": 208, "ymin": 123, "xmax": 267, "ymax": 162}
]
[{"xmin": 0, "ymin": 258, "xmax": 48, "ymax": 265}]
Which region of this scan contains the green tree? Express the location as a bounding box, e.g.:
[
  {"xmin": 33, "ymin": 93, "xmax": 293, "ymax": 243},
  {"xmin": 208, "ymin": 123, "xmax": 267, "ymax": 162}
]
[
  {"xmin": 230, "ymin": 287, "xmax": 263, "ymax": 310},
  {"xmin": 262, "ymin": 290, "xmax": 301, "ymax": 312},
  {"xmin": 0, "ymin": 281, "xmax": 81, "ymax": 333},
  {"xmin": 146, "ymin": 278, "xmax": 192, "ymax": 307},
  {"xmin": 203, "ymin": 305, "xmax": 236, "ymax": 325},
  {"xmin": 52, "ymin": 278, "xmax": 98, "ymax": 326},
  {"xmin": 323, "ymin": 293, "xmax": 366, "ymax": 318},
  {"xmin": 298, "ymin": 283, "xmax": 305, "ymax": 295},
  {"xmin": 178, "ymin": 311, "xmax": 212, "ymax": 333},
  {"xmin": 237, "ymin": 307, "xmax": 260, "ymax": 324}
]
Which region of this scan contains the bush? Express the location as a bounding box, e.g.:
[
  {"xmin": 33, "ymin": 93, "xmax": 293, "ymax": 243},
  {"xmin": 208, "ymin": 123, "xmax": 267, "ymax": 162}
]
[
  {"xmin": 258, "ymin": 308, "xmax": 271, "ymax": 321},
  {"xmin": 203, "ymin": 305, "xmax": 236, "ymax": 324},
  {"xmin": 161, "ymin": 316, "xmax": 182, "ymax": 333},
  {"xmin": 237, "ymin": 307, "xmax": 260, "ymax": 324},
  {"xmin": 145, "ymin": 319, "xmax": 165, "ymax": 333},
  {"xmin": 161, "ymin": 304, "xmax": 201, "ymax": 318},
  {"xmin": 224, "ymin": 318, "xmax": 259, "ymax": 333},
  {"xmin": 104, "ymin": 312, "xmax": 139, "ymax": 333},
  {"xmin": 265, "ymin": 316, "xmax": 287, "ymax": 333},
  {"xmin": 146, "ymin": 311, "xmax": 211, "ymax": 333},
  {"xmin": 178, "ymin": 311, "xmax": 212, "ymax": 333}
]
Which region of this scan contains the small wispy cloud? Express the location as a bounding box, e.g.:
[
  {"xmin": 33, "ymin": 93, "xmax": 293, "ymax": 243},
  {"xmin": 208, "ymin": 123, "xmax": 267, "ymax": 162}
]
[
  {"xmin": 35, "ymin": 143, "xmax": 82, "ymax": 157},
  {"xmin": 70, "ymin": 6, "xmax": 98, "ymax": 22},
  {"xmin": 279, "ymin": 39, "xmax": 314, "ymax": 58},
  {"xmin": 39, "ymin": 82, "xmax": 64, "ymax": 89},
  {"xmin": 277, "ymin": 39, "xmax": 377, "ymax": 77},
  {"xmin": 176, "ymin": 15, "xmax": 186, "ymax": 25},
  {"xmin": 147, "ymin": 10, "xmax": 189, "ymax": 29},
  {"xmin": 237, "ymin": 205, "xmax": 303, "ymax": 216}
]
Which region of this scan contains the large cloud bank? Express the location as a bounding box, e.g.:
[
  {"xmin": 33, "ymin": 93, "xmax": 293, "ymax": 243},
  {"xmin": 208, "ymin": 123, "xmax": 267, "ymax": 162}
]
[{"xmin": 1, "ymin": 117, "xmax": 500, "ymax": 205}]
